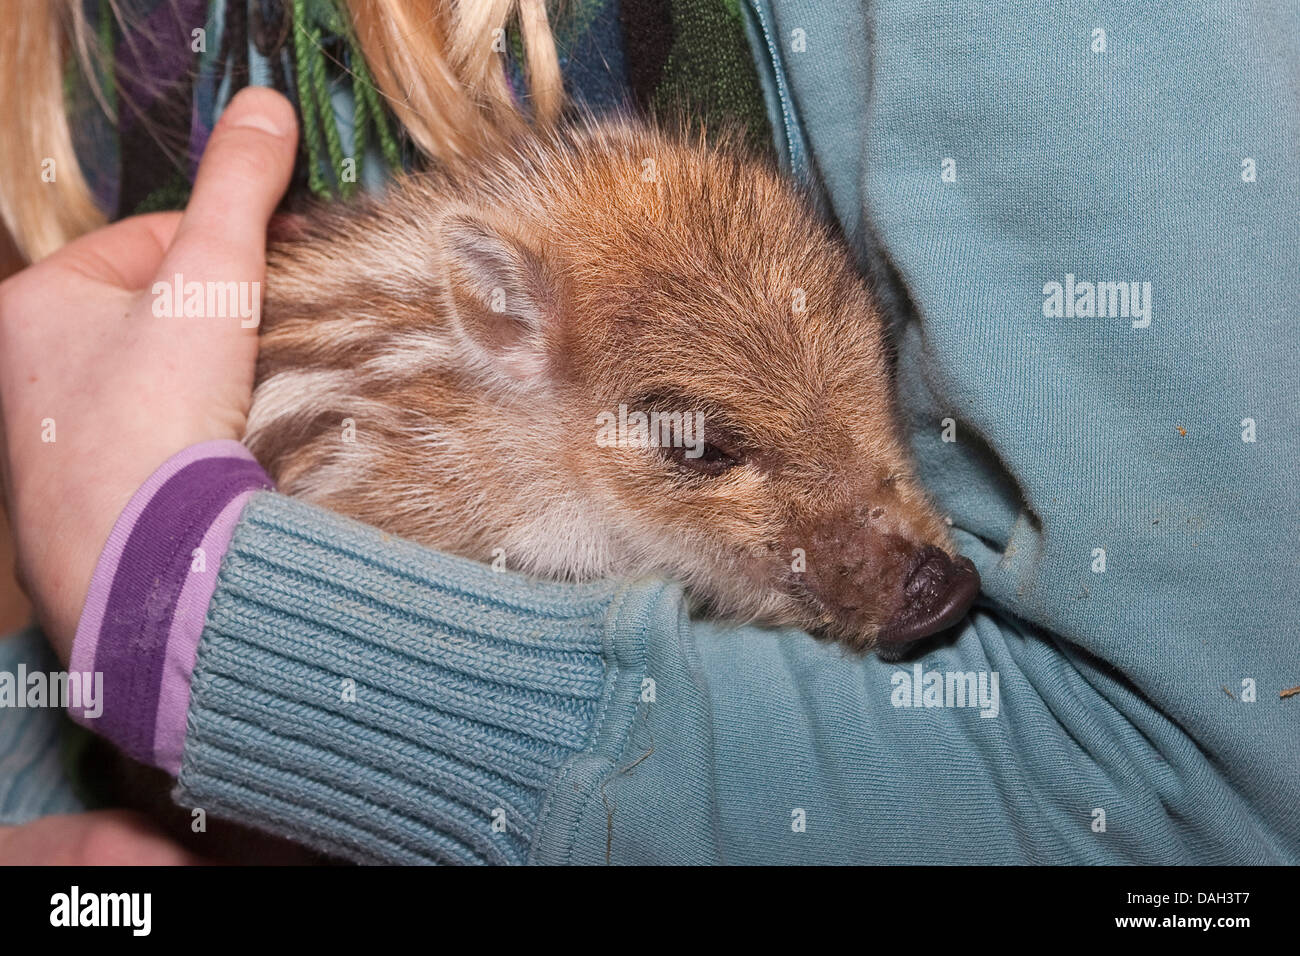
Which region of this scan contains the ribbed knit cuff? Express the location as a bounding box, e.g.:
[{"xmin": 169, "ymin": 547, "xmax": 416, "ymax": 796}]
[{"xmin": 175, "ymin": 492, "xmax": 623, "ymax": 864}]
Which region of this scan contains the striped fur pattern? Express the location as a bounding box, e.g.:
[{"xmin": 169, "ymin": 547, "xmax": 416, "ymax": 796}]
[{"xmin": 249, "ymin": 117, "xmax": 955, "ymax": 650}]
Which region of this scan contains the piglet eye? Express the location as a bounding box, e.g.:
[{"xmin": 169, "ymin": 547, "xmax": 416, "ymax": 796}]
[{"xmin": 664, "ymin": 441, "xmax": 739, "ymax": 477}]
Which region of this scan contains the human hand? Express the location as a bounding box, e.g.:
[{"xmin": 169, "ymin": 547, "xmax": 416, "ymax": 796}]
[
  {"xmin": 0, "ymin": 87, "xmax": 297, "ymax": 658},
  {"xmin": 0, "ymin": 810, "xmax": 203, "ymax": 865}
]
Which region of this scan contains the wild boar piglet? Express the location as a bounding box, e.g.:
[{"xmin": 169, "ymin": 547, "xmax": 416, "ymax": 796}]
[{"xmin": 248, "ymin": 118, "xmax": 980, "ymax": 653}]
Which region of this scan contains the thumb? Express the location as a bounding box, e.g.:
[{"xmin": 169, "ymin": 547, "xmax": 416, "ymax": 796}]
[{"xmin": 157, "ymin": 87, "xmax": 298, "ymax": 315}]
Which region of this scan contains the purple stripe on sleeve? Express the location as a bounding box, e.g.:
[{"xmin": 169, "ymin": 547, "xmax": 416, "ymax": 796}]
[
  {"xmin": 153, "ymin": 489, "xmax": 259, "ymax": 774},
  {"xmin": 68, "ymin": 441, "xmax": 272, "ymax": 768},
  {"xmin": 71, "ymin": 441, "xmax": 255, "ymax": 679}
]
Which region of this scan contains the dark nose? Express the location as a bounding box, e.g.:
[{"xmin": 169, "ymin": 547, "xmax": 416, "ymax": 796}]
[{"xmin": 877, "ymin": 546, "xmax": 980, "ymax": 648}]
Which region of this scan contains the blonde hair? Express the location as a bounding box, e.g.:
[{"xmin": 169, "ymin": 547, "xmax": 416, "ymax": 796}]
[
  {"xmin": 0, "ymin": 0, "xmax": 106, "ymax": 264},
  {"xmin": 0, "ymin": 0, "xmax": 565, "ymax": 263}
]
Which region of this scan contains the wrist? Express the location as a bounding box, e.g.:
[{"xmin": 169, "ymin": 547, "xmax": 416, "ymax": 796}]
[
  {"xmin": 66, "ymin": 440, "xmax": 273, "ymax": 772},
  {"xmin": 15, "ymin": 429, "xmax": 223, "ymax": 658}
]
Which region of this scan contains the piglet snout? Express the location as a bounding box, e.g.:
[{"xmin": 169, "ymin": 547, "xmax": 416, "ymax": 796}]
[{"xmin": 877, "ymin": 546, "xmax": 980, "ymax": 648}]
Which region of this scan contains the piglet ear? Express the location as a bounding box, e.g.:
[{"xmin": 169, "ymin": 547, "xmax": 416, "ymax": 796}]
[{"xmin": 439, "ymin": 212, "xmax": 558, "ymax": 386}]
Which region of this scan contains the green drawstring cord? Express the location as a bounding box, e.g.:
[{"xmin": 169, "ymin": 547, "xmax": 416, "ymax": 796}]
[
  {"xmin": 308, "ymin": 23, "xmax": 348, "ymax": 194},
  {"xmin": 290, "ymin": 0, "xmax": 327, "ymax": 196},
  {"xmin": 350, "ymin": 50, "xmax": 369, "ymax": 194},
  {"xmin": 291, "ymin": 0, "xmax": 403, "ymax": 199},
  {"xmin": 93, "ymin": 0, "xmax": 401, "ymax": 201}
]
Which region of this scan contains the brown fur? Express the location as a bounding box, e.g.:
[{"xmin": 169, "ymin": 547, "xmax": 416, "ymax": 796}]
[{"xmin": 250, "ymin": 117, "xmax": 968, "ymax": 652}]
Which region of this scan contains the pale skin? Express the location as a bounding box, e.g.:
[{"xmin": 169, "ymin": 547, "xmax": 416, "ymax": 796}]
[
  {"xmin": 0, "ymin": 87, "xmax": 298, "ymax": 862},
  {"xmin": 0, "ymin": 811, "xmax": 203, "ymax": 865}
]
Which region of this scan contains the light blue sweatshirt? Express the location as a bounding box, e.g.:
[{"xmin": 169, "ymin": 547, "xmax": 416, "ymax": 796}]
[{"xmin": 1, "ymin": 0, "xmax": 1296, "ymax": 862}]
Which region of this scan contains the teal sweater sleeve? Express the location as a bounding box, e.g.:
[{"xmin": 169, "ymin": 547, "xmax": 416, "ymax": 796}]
[
  {"xmin": 0, "ymin": 629, "xmax": 88, "ymax": 825},
  {"xmin": 174, "ymin": 493, "xmax": 619, "ymax": 865},
  {"xmin": 176, "ymin": 493, "xmax": 1296, "ymax": 864}
]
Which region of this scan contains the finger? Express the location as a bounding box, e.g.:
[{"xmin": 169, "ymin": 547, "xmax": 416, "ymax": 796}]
[{"xmin": 158, "ymin": 87, "xmax": 298, "ymax": 294}]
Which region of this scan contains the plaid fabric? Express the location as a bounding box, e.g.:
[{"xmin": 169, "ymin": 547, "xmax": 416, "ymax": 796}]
[
  {"xmin": 112, "ymin": 0, "xmax": 208, "ymax": 217},
  {"xmin": 72, "ymin": 0, "xmax": 770, "ymax": 220},
  {"xmin": 621, "ymin": 0, "xmax": 772, "ymax": 150}
]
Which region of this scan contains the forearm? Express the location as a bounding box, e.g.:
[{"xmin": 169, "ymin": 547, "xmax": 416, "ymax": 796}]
[
  {"xmin": 175, "ymin": 491, "xmax": 619, "ymax": 864},
  {"xmin": 172, "ymin": 496, "xmax": 1287, "ymax": 864},
  {"xmin": 60, "ymin": 452, "xmax": 1294, "ymax": 864}
]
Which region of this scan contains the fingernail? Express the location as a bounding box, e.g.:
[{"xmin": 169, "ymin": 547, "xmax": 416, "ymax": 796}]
[{"xmin": 230, "ymin": 111, "xmax": 289, "ymax": 138}]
